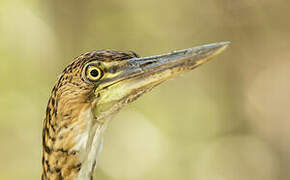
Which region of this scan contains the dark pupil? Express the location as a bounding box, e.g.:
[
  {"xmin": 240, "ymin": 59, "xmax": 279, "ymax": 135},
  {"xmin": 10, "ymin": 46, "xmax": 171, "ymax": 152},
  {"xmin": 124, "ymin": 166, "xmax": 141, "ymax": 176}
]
[{"xmin": 90, "ymin": 69, "xmax": 99, "ymax": 77}]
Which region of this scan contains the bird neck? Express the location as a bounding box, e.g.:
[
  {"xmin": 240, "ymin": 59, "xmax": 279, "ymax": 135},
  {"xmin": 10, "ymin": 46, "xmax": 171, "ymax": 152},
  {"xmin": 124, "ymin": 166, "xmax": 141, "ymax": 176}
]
[{"xmin": 42, "ymin": 96, "xmax": 105, "ymax": 180}]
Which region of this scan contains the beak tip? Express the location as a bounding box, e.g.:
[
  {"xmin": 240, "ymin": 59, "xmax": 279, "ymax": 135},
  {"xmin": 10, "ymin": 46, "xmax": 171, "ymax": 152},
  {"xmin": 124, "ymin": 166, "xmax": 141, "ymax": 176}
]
[
  {"xmin": 196, "ymin": 41, "xmax": 231, "ymax": 57},
  {"xmin": 218, "ymin": 41, "xmax": 231, "ymax": 50},
  {"xmin": 204, "ymin": 41, "xmax": 231, "ymax": 50},
  {"xmin": 220, "ymin": 41, "xmax": 231, "ymax": 46},
  {"xmin": 214, "ymin": 41, "xmax": 231, "ymax": 54},
  {"xmin": 182, "ymin": 41, "xmax": 230, "ymax": 65}
]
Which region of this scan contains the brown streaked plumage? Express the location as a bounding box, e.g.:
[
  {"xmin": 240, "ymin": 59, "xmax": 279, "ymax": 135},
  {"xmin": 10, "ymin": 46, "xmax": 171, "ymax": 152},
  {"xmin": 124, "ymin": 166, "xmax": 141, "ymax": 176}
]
[{"xmin": 42, "ymin": 42, "xmax": 230, "ymax": 180}]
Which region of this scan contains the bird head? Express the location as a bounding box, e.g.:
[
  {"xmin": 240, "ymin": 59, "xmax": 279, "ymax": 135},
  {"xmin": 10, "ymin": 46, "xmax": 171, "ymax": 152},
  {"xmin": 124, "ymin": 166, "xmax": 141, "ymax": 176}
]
[
  {"xmin": 61, "ymin": 42, "xmax": 229, "ymax": 122},
  {"xmin": 42, "ymin": 42, "xmax": 229, "ymax": 180}
]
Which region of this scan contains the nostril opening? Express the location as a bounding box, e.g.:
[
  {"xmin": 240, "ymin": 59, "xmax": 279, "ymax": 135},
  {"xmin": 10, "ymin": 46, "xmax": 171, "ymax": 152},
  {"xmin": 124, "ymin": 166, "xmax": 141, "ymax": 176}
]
[{"xmin": 140, "ymin": 61, "xmax": 155, "ymax": 67}]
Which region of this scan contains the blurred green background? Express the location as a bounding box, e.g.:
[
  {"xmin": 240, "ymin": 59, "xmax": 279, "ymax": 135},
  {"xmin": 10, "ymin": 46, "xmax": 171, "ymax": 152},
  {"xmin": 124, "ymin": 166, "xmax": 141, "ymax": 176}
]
[{"xmin": 0, "ymin": 0, "xmax": 289, "ymax": 179}]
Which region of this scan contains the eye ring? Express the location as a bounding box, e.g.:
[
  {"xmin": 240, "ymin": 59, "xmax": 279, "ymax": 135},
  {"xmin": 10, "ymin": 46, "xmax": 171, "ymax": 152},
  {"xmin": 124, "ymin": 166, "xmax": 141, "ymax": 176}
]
[{"xmin": 85, "ymin": 65, "xmax": 103, "ymax": 82}]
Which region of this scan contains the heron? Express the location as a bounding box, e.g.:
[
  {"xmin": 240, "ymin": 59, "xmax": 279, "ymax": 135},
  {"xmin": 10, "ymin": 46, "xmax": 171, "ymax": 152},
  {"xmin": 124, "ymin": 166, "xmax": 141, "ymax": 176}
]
[{"xmin": 42, "ymin": 42, "xmax": 230, "ymax": 180}]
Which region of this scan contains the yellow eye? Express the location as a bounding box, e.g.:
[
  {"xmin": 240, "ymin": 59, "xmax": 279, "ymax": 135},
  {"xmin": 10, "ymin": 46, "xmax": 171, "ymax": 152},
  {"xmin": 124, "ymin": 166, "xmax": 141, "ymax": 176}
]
[{"xmin": 86, "ymin": 65, "xmax": 103, "ymax": 81}]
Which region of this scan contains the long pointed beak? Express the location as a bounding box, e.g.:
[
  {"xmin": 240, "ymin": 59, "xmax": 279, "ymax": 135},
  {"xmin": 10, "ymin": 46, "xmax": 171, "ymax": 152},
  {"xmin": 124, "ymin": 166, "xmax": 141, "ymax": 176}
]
[
  {"xmin": 127, "ymin": 41, "xmax": 229, "ymax": 78},
  {"xmin": 95, "ymin": 42, "xmax": 230, "ymax": 120}
]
